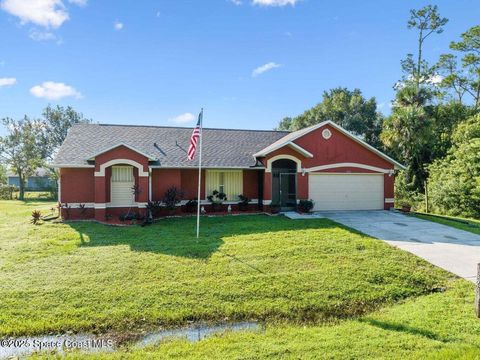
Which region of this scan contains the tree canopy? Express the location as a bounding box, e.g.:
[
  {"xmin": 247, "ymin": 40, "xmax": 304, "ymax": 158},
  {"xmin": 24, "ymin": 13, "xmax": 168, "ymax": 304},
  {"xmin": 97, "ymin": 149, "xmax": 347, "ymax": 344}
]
[
  {"xmin": 0, "ymin": 117, "xmax": 45, "ymax": 199},
  {"xmin": 0, "ymin": 105, "xmax": 91, "ymax": 199},
  {"xmin": 277, "ymin": 88, "xmax": 383, "ymax": 147}
]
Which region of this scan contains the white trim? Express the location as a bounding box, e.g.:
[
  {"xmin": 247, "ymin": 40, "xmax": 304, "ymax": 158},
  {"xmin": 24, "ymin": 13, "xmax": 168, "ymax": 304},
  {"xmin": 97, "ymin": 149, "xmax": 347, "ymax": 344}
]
[
  {"xmin": 305, "ymin": 163, "xmax": 392, "ymax": 174},
  {"xmin": 60, "ymin": 203, "xmax": 95, "ymax": 209},
  {"xmin": 149, "ymin": 165, "xmax": 258, "ymax": 170},
  {"xmin": 263, "ymin": 200, "xmax": 272, "ymax": 205},
  {"xmin": 87, "ymin": 143, "xmax": 157, "ymax": 161},
  {"xmin": 266, "ymin": 154, "xmax": 302, "ymax": 173},
  {"xmin": 93, "ymin": 202, "xmax": 149, "ymax": 208},
  {"xmin": 58, "ymin": 178, "xmax": 61, "ymax": 203},
  {"xmin": 385, "ymin": 198, "xmax": 395, "ymax": 203},
  {"xmin": 254, "ymin": 120, "xmax": 405, "ymax": 170},
  {"xmin": 51, "ymin": 164, "xmax": 95, "ymax": 168},
  {"xmin": 95, "ymin": 159, "xmax": 149, "ymax": 177},
  {"xmin": 286, "ymin": 142, "xmax": 313, "ymax": 158}
]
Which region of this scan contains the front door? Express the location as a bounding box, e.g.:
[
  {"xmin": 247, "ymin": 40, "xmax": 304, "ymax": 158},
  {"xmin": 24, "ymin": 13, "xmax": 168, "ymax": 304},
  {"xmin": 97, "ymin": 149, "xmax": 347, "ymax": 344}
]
[{"xmin": 279, "ymin": 173, "xmax": 296, "ymax": 210}]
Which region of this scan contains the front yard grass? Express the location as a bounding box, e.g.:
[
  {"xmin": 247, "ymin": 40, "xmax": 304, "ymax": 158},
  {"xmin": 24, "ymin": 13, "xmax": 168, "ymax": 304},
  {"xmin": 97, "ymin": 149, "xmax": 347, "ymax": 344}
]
[
  {"xmin": 50, "ymin": 280, "xmax": 480, "ymax": 359},
  {"xmin": 0, "ymin": 200, "xmax": 451, "ymax": 338},
  {"xmin": 413, "ymin": 212, "xmax": 480, "ymax": 236}
]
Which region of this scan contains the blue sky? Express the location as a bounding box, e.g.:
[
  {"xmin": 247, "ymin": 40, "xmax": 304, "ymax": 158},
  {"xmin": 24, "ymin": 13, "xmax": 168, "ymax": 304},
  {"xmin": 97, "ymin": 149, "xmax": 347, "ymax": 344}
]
[{"xmin": 0, "ymin": 0, "xmax": 479, "ymax": 134}]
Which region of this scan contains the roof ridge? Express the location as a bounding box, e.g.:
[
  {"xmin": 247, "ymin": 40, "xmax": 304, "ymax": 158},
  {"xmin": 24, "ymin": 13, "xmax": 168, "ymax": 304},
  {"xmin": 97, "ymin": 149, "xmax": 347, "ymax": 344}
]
[{"xmin": 74, "ymin": 123, "xmax": 290, "ymax": 133}]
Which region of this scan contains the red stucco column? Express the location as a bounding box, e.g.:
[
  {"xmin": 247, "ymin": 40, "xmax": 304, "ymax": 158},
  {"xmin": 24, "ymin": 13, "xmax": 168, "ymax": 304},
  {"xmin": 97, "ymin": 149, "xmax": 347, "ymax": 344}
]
[
  {"xmin": 138, "ymin": 176, "xmax": 149, "ymax": 203},
  {"xmin": 384, "ymin": 173, "xmax": 395, "ymax": 210},
  {"xmin": 94, "ymin": 175, "xmax": 107, "ymax": 221},
  {"xmin": 297, "ymin": 172, "xmax": 308, "ymax": 200},
  {"xmin": 263, "ymin": 172, "xmax": 272, "ymax": 202}
]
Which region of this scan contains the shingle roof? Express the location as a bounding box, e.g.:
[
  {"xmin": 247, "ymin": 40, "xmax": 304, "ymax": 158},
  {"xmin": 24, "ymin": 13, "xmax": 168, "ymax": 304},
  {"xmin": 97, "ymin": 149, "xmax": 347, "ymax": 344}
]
[{"xmin": 53, "ymin": 123, "xmax": 289, "ymax": 168}]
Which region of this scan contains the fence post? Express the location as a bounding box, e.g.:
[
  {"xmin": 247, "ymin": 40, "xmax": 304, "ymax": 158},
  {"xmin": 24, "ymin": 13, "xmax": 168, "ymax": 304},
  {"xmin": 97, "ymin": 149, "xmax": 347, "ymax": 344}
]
[{"xmin": 476, "ymin": 263, "xmax": 480, "ymax": 318}]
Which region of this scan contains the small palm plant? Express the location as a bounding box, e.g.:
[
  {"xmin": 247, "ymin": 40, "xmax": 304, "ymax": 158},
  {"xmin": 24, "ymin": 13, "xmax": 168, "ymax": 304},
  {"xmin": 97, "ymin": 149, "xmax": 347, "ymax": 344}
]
[{"xmin": 31, "ymin": 210, "xmax": 42, "ymax": 225}]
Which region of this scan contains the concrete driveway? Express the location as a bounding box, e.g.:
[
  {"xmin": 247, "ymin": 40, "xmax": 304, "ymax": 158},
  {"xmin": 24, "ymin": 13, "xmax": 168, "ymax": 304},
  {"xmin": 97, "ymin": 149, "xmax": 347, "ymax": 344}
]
[{"xmin": 319, "ymin": 210, "xmax": 480, "ymax": 282}]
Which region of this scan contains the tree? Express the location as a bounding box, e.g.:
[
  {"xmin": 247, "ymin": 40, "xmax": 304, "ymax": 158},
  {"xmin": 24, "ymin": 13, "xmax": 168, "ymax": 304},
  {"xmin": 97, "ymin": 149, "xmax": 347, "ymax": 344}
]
[
  {"xmin": 449, "ymin": 25, "xmax": 480, "ymax": 107},
  {"xmin": 403, "ymin": 5, "xmax": 448, "ymax": 89},
  {"xmin": 0, "ymin": 117, "xmax": 45, "ymax": 200},
  {"xmin": 381, "ymin": 89, "xmax": 433, "ymax": 191},
  {"xmin": 277, "ymin": 88, "xmax": 384, "ymax": 147},
  {"xmin": 436, "ymin": 54, "xmax": 469, "ymax": 103},
  {"xmin": 42, "ymin": 105, "xmax": 91, "ymax": 160},
  {"xmin": 428, "ymin": 114, "xmax": 480, "ymax": 217},
  {"xmin": 429, "ymin": 101, "xmax": 474, "ymax": 159},
  {"xmin": 0, "ymin": 163, "xmax": 6, "ymax": 185}
]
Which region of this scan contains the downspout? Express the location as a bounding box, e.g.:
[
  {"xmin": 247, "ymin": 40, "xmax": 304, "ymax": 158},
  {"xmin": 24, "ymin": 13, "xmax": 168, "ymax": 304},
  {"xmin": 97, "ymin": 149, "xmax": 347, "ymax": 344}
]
[
  {"xmin": 57, "ymin": 169, "xmax": 61, "ymax": 203},
  {"xmin": 148, "ymin": 168, "xmax": 152, "ymax": 202}
]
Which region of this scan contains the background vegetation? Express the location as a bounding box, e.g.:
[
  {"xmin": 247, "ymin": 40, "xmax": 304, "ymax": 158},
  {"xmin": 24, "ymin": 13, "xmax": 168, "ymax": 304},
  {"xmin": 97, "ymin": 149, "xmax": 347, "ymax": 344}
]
[{"xmin": 278, "ymin": 5, "xmax": 480, "ymax": 218}]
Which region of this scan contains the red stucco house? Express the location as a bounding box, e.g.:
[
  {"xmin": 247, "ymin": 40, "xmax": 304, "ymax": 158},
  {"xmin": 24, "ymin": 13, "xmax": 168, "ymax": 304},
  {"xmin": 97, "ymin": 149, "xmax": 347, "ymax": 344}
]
[{"xmin": 53, "ymin": 120, "xmax": 404, "ymax": 221}]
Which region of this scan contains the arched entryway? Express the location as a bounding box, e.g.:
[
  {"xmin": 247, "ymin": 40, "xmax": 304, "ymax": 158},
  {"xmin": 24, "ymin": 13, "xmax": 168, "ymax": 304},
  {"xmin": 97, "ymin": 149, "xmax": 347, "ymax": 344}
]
[{"xmin": 271, "ymin": 159, "xmax": 297, "ymax": 210}]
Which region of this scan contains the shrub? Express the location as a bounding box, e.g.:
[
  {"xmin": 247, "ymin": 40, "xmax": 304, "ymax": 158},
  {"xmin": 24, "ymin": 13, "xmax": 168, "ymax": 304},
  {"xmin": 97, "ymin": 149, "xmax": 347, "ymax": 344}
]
[
  {"xmin": 427, "ymin": 115, "xmax": 480, "ymax": 218},
  {"xmin": 238, "ymin": 194, "xmax": 250, "ymax": 211},
  {"xmin": 0, "ymin": 185, "xmax": 18, "ymax": 200},
  {"xmin": 120, "ymin": 213, "xmax": 143, "ymax": 222},
  {"xmin": 60, "ymin": 203, "xmax": 71, "ymax": 220},
  {"xmin": 31, "ymin": 210, "xmax": 41, "ymax": 225},
  {"xmin": 185, "ymin": 199, "xmax": 198, "ymax": 213},
  {"xmin": 163, "ymin": 186, "xmax": 184, "ymax": 210},
  {"xmin": 79, "ymin": 204, "xmax": 87, "ymax": 218},
  {"xmin": 207, "ymin": 190, "xmax": 227, "ymax": 212},
  {"xmin": 298, "ymin": 199, "xmax": 314, "ymax": 213},
  {"xmin": 207, "ymin": 190, "xmax": 227, "ymax": 204},
  {"xmin": 146, "ymin": 201, "xmax": 162, "ymax": 218}
]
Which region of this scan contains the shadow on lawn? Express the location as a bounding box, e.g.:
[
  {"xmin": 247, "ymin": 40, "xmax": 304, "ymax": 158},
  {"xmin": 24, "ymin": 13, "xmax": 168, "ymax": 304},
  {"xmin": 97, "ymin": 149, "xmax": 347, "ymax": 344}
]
[
  {"xmin": 67, "ymin": 215, "xmax": 338, "ymax": 260},
  {"xmin": 360, "ymin": 318, "xmax": 452, "ymax": 343}
]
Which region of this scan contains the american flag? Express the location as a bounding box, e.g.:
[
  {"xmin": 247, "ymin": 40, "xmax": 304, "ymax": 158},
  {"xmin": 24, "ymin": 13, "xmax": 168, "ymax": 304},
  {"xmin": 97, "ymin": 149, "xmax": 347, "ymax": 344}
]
[{"xmin": 187, "ymin": 110, "xmax": 202, "ymax": 160}]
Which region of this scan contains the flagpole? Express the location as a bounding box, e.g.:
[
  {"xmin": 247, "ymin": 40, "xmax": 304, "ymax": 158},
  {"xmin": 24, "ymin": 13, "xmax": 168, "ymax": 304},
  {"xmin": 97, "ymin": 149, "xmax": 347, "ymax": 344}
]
[{"xmin": 196, "ymin": 108, "xmax": 203, "ymax": 239}]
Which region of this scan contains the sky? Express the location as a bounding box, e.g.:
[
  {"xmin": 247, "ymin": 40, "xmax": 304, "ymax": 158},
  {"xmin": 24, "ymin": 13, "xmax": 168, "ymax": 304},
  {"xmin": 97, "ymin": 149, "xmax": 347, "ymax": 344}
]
[{"xmin": 0, "ymin": 0, "xmax": 479, "ymax": 134}]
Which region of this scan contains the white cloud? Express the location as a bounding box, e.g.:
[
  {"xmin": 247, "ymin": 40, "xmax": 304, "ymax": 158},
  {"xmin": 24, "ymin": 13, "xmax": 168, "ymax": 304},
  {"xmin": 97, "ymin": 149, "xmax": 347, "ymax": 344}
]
[
  {"xmin": 30, "ymin": 81, "xmax": 81, "ymax": 100},
  {"xmin": 169, "ymin": 112, "xmax": 195, "ymax": 124},
  {"xmin": 427, "ymin": 74, "xmax": 443, "ymax": 85},
  {"xmin": 114, "ymin": 21, "xmax": 124, "ymax": 30},
  {"xmin": 68, "ymin": 0, "xmax": 87, "ymax": 6},
  {"xmin": 156, "ymin": 11, "xmax": 161, "ymax": 17},
  {"xmin": 252, "ymin": 62, "xmax": 281, "ymax": 77},
  {"xmin": 252, "ymin": 0, "xmax": 299, "ymax": 6},
  {"xmin": 0, "ymin": 0, "xmax": 86, "ymax": 30},
  {"xmin": 0, "ymin": 77, "xmax": 17, "ymax": 87},
  {"xmin": 1, "ymin": 0, "xmax": 69, "ymax": 28},
  {"xmin": 29, "ymin": 29, "xmax": 57, "ymax": 41},
  {"xmin": 230, "ymin": 0, "xmax": 242, "ymax": 5}
]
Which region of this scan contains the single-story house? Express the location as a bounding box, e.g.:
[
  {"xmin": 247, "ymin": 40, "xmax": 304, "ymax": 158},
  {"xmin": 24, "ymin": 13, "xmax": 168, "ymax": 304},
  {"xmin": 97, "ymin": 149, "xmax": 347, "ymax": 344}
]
[
  {"xmin": 7, "ymin": 168, "xmax": 56, "ymax": 191},
  {"xmin": 52, "ymin": 120, "xmax": 404, "ymax": 220}
]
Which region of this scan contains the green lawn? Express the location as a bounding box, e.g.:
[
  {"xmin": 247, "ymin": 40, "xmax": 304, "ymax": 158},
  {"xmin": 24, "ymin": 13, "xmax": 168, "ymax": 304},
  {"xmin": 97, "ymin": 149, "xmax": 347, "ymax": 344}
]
[
  {"xmin": 41, "ymin": 280, "xmax": 480, "ymax": 359},
  {"xmin": 2, "ymin": 200, "xmax": 479, "ymax": 358},
  {"xmin": 413, "ymin": 212, "xmax": 480, "ymax": 236}
]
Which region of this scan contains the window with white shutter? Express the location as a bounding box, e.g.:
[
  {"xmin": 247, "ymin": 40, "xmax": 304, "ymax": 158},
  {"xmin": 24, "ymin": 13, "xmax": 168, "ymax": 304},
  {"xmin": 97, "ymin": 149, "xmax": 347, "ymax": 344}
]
[
  {"xmin": 111, "ymin": 166, "xmax": 134, "ymax": 205},
  {"xmin": 205, "ymin": 170, "xmax": 243, "ymax": 201}
]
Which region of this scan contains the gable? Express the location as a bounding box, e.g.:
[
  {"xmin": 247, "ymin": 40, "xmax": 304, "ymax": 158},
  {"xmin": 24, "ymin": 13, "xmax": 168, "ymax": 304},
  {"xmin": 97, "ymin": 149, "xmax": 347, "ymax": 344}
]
[
  {"xmin": 93, "ymin": 145, "xmax": 150, "ymax": 174},
  {"xmin": 295, "ymin": 124, "xmax": 394, "ymax": 169},
  {"xmin": 256, "ymin": 120, "xmax": 404, "ymax": 170}
]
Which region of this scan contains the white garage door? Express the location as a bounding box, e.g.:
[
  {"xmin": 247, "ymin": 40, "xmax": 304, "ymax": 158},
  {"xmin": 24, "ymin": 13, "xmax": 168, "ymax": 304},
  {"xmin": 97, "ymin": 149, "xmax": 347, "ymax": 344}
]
[{"xmin": 309, "ymin": 173, "xmax": 384, "ymax": 211}]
